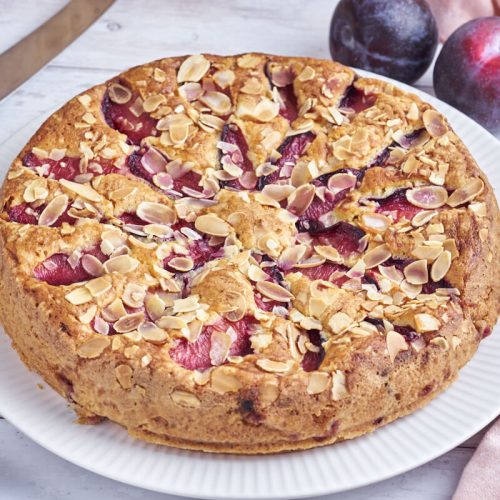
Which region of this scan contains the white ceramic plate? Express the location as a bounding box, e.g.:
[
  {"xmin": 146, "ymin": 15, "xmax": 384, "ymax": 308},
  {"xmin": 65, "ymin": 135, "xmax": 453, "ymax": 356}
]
[{"xmin": 0, "ymin": 70, "xmax": 499, "ymax": 500}]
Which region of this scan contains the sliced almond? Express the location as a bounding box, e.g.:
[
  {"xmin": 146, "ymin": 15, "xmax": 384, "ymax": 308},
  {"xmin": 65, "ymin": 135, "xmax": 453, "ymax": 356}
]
[
  {"xmin": 256, "ymin": 281, "xmax": 294, "ymax": 302},
  {"xmin": 406, "ymin": 186, "xmax": 448, "ymax": 209},
  {"xmin": 209, "ymin": 330, "xmax": 232, "ymax": 365},
  {"xmin": 422, "ymin": 109, "xmax": 447, "ymax": 137},
  {"xmin": 65, "ymin": 287, "xmax": 93, "ymax": 305},
  {"xmin": 256, "ymin": 359, "xmax": 294, "ymax": 373},
  {"xmin": 360, "ymin": 213, "xmax": 391, "ymax": 233},
  {"xmin": 307, "ymin": 372, "xmax": 329, "ymax": 395},
  {"xmin": 85, "ymin": 276, "xmax": 112, "ymax": 297},
  {"xmin": 115, "ymin": 364, "xmax": 133, "ymax": 389},
  {"xmin": 104, "ymin": 255, "xmax": 140, "ymax": 274},
  {"xmin": 386, "ymin": 330, "xmax": 408, "ymax": 362},
  {"xmin": 171, "ymin": 390, "xmax": 201, "ymax": 408},
  {"xmin": 287, "ymin": 184, "xmax": 315, "ymax": 216},
  {"xmin": 59, "ymin": 179, "xmax": 101, "ymax": 202},
  {"xmin": 38, "ymin": 194, "xmax": 69, "ymax": 226},
  {"xmin": 122, "ymin": 283, "xmax": 146, "ymax": 308},
  {"xmin": 79, "ymin": 304, "xmax": 97, "ymax": 324},
  {"xmin": 136, "ymin": 202, "xmax": 176, "ymax": 225},
  {"xmin": 143, "ymin": 94, "xmax": 167, "ymax": 113},
  {"xmin": 168, "ymin": 256, "xmax": 194, "ymax": 272},
  {"xmin": 447, "ymin": 178, "xmax": 484, "ymax": 207},
  {"xmin": 331, "ymin": 370, "xmax": 348, "ymax": 401},
  {"xmin": 411, "ymin": 210, "xmax": 438, "ymax": 227},
  {"xmin": 431, "ymin": 250, "xmax": 451, "ymax": 282},
  {"xmin": 114, "ymin": 312, "xmax": 144, "ymax": 333},
  {"xmin": 328, "ymin": 311, "xmax": 353, "ymax": 335},
  {"xmin": 108, "ymin": 83, "xmax": 132, "ymax": 104},
  {"xmin": 412, "ymin": 244, "xmax": 443, "ymax": 262},
  {"xmin": 177, "ymin": 54, "xmax": 210, "ymax": 83},
  {"xmin": 199, "ymin": 91, "xmax": 232, "ymax": 115},
  {"xmin": 404, "ymin": 260, "xmax": 428, "ymax": 285},
  {"xmin": 81, "ymin": 254, "xmax": 105, "ymax": 277},
  {"xmin": 139, "ymin": 321, "xmax": 168, "ymax": 344},
  {"xmin": 363, "ymin": 244, "xmax": 391, "ymax": 269},
  {"xmin": 210, "ymin": 369, "xmax": 242, "ymax": 394},
  {"xmin": 213, "ymin": 69, "xmax": 235, "ymax": 89},
  {"xmin": 314, "ymin": 245, "xmax": 343, "ymax": 263},
  {"xmin": 195, "ymin": 213, "xmax": 231, "ymax": 237},
  {"xmin": 77, "ymin": 336, "xmax": 110, "ymax": 359},
  {"xmin": 297, "ymin": 65, "xmax": 315, "ymax": 82},
  {"xmin": 414, "ymin": 313, "xmax": 440, "ymax": 332}
]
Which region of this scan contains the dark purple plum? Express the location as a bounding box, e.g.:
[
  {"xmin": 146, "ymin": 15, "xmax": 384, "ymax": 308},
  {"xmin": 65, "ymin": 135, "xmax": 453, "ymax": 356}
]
[
  {"xmin": 329, "ymin": 0, "xmax": 438, "ymax": 83},
  {"xmin": 434, "ymin": 17, "xmax": 500, "ymax": 135}
]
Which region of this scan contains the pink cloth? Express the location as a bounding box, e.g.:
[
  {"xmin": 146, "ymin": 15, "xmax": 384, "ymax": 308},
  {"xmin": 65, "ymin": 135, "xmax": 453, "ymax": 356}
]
[
  {"xmin": 453, "ymin": 418, "xmax": 500, "ymax": 500},
  {"xmin": 427, "ymin": 0, "xmax": 500, "ymax": 41}
]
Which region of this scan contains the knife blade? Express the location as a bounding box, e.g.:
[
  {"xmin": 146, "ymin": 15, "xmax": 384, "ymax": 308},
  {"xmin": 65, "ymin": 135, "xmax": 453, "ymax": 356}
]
[{"xmin": 0, "ymin": 0, "xmax": 115, "ymax": 100}]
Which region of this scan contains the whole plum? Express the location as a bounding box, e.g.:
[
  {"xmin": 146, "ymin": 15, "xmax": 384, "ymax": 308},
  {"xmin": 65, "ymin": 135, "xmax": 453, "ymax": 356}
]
[
  {"xmin": 329, "ymin": 0, "xmax": 438, "ymax": 83},
  {"xmin": 434, "ymin": 17, "xmax": 500, "ymax": 135}
]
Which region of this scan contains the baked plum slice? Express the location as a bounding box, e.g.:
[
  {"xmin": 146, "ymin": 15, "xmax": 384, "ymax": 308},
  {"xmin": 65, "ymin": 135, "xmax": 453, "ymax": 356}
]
[
  {"xmin": 310, "ymin": 221, "xmax": 366, "ymax": 257},
  {"xmin": 23, "ymin": 152, "xmax": 117, "ymax": 182},
  {"xmin": 339, "ymin": 84, "xmax": 377, "ymax": 113},
  {"xmin": 301, "ymin": 329, "xmax": 326, "ymax": 372},
  {"xmin": 297, "ymin": 169, "xmax": 362, "ymax": 231},
  {"xmin": 33, "ymin": 246, "xmax": 107, "ymax": 286},
  {"xmin": 265, "ymin": 63, "xmax": 298, "ymax": 122},
  {"xmin": 163, "ymin": 221, "xmax": 223, "ymax": 273},
  {"xmin": 102, "ymin": 82, "xmax": 157, "ymax": 145},
  {"xmin": 169, "ymin": 316, "xmax": 257, "ymax": 370},
  {"xmin": 258, "ymin": 132, "xmax": 315, "ymax": 188},
  {"xmin": 218, "ymin": 124, "xmax": 256, "ymax": 190},
  {"xmin": 127, "ymin": 148, "xmax": 203, "ymax": 196},
  {"xmin": 374, "ymin": 189, "xmax": 423, "ymax": 222}
]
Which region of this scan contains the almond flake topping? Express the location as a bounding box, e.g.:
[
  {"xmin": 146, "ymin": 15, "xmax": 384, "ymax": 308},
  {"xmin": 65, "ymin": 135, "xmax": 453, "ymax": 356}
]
[
  {"xmin": 177, "ymin": 54, "xmax": 210, "ymax": 83},
  {"xmin": 331, "ymin": 370, "xmax": 348, "ymax": 401},
  {"xmin": 65, "ymin": 287, "xmax": 93, "ymax": 305},
  {"xmin": 447, "ymin": 178, "xmax": 484, "ymax": 207},
  {"xmin": 386, "ymin": 330, "xmax": 408, "ymax": 362},
  {"xmin": 404, "ymin": 260, "xmax": 428, "ymax": 285},
  {"xmin": 256, "ymin": 359, "xmax": 294, "ymax": 373},
  {"xmin": 431, "ymin": 250, "xmax": 451, "ymax": 282},
  {"xmin": 114, "ymin": 312, "xmax": 144, "ymax": 333},
  {"xmin": 77, "ymin": 336, "xmax": 110, "ymax": 359},
  {"xmin": 122, "ymin": 283, "xmax": 146, "ymax": 308},
  {"xmin": 137, "ymin": 202, "xmax": 176, "ymax": 225},
  {"xmin": 139, "ymin": 322, "xmax": 168, "ymax": 344},
  {"xmin": 256, "ymin": 281, "xmax": 294, "ymax": 302},
  {"xmin": 199, "ymin": 91, "xmax": 232, "ymax": 115},
  {"xmin": 210, "ymin": 369, "xmax": 242, "ymax": 394},
  {"xmin": 210, "ymin": 330, "xmax": 232, "ymax": 365},
  {"xmin": 414, "ymin": 313, "xmax": 440, "ymax": 332},
  {"xmin": 104, "ymin": 255, "xmax": 140, "ymax": 274},
  {"xmin": 168, "ymin": 256, "xmax": 194, "ymax": 272},
  {"xmin": 171, "ymin": 390, "xmax": 201, "ymax": 408},
  {"xmin": 361, "ymin": 213, "xmax": 390, "ymax": 233},
  {"xmin": 307, "ymin": 372, "xmax": 329, "ymax": 395},
  {"xmin": 422, "ymin": 109, "xmax": 448, "ymax": 137},
  {"xmin": 143, "ymin": 94, "xmax": 167, "ymax": 113},
  {"xmin": 195, "ymin": 213, "xmax": 231, "ymax": 237},
  {"xmin": 38, "ymin": 194, "xmax": 69, "ymax": 226},
  {"xmin": 85, "ymin": 276, "xmax": 112, "ymax": 297},
  {"xmin": 363, "ymin": 244, "xmax": 391, "ymax": 269},
  {"xmin": 406, "ymin": 186, "xmax": 448, "ymax": 209},
  {"xmin": 59, "ymin": 179, "xmax": 101, "ymax": 202},
  {"xmin": 108, "ymin": 83, "xmax": 132, "ymax": 104}
]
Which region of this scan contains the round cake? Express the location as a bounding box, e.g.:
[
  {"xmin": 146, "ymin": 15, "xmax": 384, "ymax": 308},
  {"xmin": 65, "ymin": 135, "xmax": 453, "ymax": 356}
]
[{"xmin": 0, "ymin": 53, "xmax": 498, "ymax": 454}]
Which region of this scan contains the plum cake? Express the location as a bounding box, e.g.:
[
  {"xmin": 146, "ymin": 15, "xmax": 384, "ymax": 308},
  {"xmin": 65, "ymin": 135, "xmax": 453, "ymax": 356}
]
[{"xmin": 0, "ymin": 53, "xmax": 498, "ymax": 453}]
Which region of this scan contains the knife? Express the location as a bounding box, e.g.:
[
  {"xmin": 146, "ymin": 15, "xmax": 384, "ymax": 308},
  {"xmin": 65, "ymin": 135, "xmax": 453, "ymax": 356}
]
[{"xmin": 0, "ymin": 0, "xmax": 115, "ymax": 100}]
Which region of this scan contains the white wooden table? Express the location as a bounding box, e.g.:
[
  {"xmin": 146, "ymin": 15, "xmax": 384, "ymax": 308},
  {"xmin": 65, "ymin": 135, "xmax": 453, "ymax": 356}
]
[{"xmin": 0, "ymin": 1, "xmax": 495, "ymax": 499}]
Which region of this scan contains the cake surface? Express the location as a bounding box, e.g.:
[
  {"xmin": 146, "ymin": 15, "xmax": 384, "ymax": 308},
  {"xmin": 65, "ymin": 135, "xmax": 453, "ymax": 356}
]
[{"xmin": 0, "ymin": 53, "xmax": 498, "ymax": 454}]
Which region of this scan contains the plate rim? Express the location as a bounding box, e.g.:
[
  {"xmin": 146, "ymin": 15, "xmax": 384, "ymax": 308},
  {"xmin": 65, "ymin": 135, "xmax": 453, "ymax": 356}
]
[{"xmin": 0, "ymin": 67, "xmax": 499, "ymax": 499}]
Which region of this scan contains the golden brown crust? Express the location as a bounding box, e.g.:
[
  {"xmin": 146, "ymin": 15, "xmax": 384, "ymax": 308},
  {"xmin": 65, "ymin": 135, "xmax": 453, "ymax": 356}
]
[{"xmin": 0, "ymin": 53, "xmax": 498, "ymax": 454}]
